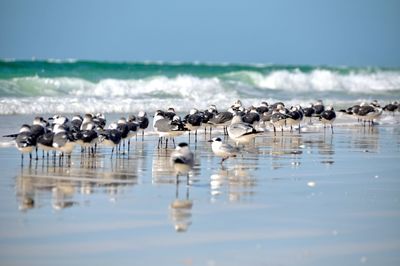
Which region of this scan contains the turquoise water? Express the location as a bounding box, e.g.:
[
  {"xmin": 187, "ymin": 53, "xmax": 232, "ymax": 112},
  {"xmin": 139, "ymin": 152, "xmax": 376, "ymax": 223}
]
[{"xmin": 1, "ymin": 60, "xmax": 400, "ymax": 114}]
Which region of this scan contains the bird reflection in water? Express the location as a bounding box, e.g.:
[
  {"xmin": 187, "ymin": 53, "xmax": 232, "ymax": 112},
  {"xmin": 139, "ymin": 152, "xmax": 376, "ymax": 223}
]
[
  {"xmin": 264, "ymin": 134, "xmax": 303, "ymax": 170},
  {"xmin": 350, "ymin": 127, "xmax": 380, "ymax": 153},
  {"xmin": 301, "ymin": 133, "xmax": 335, "ymax": 166},
  {"xmin": 210, "ymin": 164, "xmax": 257, "ymax": 203},
  {"xmin": 152, "ymin": 149, "xmax": 176, "ymax": 184},
  {"xmin": 169, "ymin": 184, "xmax": 193, "ymax": 232},
  {"xmin": 15, "ymin": 155, "xmax": 139, "ymax": 211}
]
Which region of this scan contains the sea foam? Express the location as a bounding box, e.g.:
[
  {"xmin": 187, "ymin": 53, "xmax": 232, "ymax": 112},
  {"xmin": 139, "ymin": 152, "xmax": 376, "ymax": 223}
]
[{"xmin": 1, "ymin": 62, "xmax": 400, "ymax": 115}]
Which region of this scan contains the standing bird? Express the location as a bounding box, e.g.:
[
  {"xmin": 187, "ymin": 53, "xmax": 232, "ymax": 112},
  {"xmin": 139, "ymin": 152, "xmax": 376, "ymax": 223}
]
[
  {"xmin": 319, "ymin": 106, "xmax": 336, "ymax": 133},
  {"xmin": 37, "ymin": 131, "xmax": 55, "ymax": 158},
  {"xmin": 256, "ymin": 101, "xmax": 269, "ymax": 114},
  {"xmin": 116, "ymin": 117, "xmax": 130, "ymax": 151},
  {"xmin": 313, "ymin": 100, "xmax": 325, "ymax": 115},
  {"xmin": 70, "ymin": 115, "xmax": 83, "ymax": 133},
  {"xmin": 184, "ymin": 108, "xmax": 203, "ymax": 142},
  {"xmin": 357, "ymin": 102, "xmax": 382, "ymax": 126},
  {"xmin": 153, "ymin": 111, "xmax": 187, "ymax": 149},
  {"xmin": 208, "ymin": 109, "xmax": 234, "ymax": 135},
  {"xmin": 208, "ymin": 137, "xmax": 240, "ymax": 165},
  {"xmin": 137, "ymin": 111, "xmax": 149, "ymax": 140},
  {"xmin": 286, "ymin": 106, "xmax": 303, "ymax": 133},
  {"xmin": 52, "ymin": 124, "xmax": 76, "ymax": 161},
  {"xmin": 303, "ymin": 103, "xmax": 315, "ymax": 123},
  {"xmin": 98, "ymin": 122, "xmax": 122, "ymax": 158},
  {"xmin": 76, "ymin": 122, "xmax": 98, "ymax": 155},
  {"xmin": 383, "ymin": 101, "xmax": 398, "ymax": 114},
  {"xmin": 14, "ymin": 124, "xmax": 35, "ymax": 164},
  {"xmin": 271, "ymin": 105, "xmax": 289, "ymax": 135},
  {"xmin": 227, "ymin": 114, "xmax": 262, "ymax": 146},
  {"xmin": 126, "ymin": 115, "xmax": 139, "ymax": 149},
  {"xmin": 202, "ymin": 105, "xmax": 218, "ymax": 134},
  {"xmin": 242, "ymin": 106, "xmax": 260, "ymax": 125},
  {"xmin": 30, "ymin": 116, "xmax": 48, "ymax": 160},
  {"xmin": 170, "ymin": 143, "xmax": 194, "ymax": 185}
]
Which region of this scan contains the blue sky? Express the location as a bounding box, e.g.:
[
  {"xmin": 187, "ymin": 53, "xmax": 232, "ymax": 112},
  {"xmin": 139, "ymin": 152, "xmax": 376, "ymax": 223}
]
[{"xmin": 0, "ymin": 0, "xmax": 399, "ymax": 67}]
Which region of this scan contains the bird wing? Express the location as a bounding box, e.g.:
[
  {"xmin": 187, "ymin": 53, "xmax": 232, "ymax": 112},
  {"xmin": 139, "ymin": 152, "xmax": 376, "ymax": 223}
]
[
  {"xmin": 228, "ymin": 123, "xmax": 255, "ymax": 138},
  {"xmin": 170, "ymin": 150, "xmax": 194, "ymax": 165},
  {"xmin": 220, "ymin": 143, "xmax": 240, "ymax": 154}
]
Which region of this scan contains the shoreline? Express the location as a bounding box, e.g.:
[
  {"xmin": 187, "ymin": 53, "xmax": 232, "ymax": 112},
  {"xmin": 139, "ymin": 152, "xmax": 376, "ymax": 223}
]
[{"xmin": 0, "ymin": 115, "xmax": 399, "ymax": 266}]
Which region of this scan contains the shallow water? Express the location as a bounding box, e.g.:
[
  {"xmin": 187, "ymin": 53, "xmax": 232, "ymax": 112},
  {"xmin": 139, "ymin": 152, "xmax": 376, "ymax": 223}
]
[{"xmin": 1, "ymin": 117, "xmax": 400, "ymax": 266}]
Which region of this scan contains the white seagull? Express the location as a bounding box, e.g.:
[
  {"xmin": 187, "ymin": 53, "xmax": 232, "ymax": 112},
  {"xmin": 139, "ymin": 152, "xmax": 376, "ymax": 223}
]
[
  {"xmin": 170, "ymin": 142, "xmax": 194, "ymax": 184},
  {"xmin": 227, "ymin": 114, "xmax": 262, "ymax": 145},
  {"xmin": 208, "ymin": 137, "xmax": 240, "ymax": 164}
]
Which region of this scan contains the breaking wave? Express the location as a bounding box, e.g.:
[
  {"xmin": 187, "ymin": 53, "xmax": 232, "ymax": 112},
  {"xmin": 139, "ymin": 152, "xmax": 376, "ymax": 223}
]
[{"xmin": 0, "ymin": 60, "xmax": 399, "ymax": 114}]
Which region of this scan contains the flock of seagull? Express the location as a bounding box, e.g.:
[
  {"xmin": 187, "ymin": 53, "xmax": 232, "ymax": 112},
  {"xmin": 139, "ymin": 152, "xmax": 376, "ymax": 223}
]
[{"xmin": 4, "ymin": 99, "xmax": 398, "ymax": 183}]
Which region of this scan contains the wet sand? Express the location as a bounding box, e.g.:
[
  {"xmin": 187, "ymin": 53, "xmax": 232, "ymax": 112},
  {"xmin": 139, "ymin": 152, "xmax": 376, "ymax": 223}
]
[{"xmin": 1, "ymin": 115, "xmax": 400, "ymax": 266}]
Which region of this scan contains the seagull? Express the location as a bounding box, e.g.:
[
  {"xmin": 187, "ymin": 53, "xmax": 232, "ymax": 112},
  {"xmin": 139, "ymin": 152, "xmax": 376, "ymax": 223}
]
[
  {"xmin": 93, "ymin": 113, "xmax": 106, "ymax": 129},
  {"xmin": 76, "ymin": 121, "xmax": 98, "ymax": 155},
  {"xmin": 137, "ymin": 111, "xmax": 149, "ymax": 140},
  {"xmin": 80, "ymin": 114, "xmax": 94, "ymax": 130},
  {"xmin": 37, "ymin": 131, "xmax": 55, "ymax": 158},
  {"xmin": 227, "ymin": 114, "xmax": 262, "ymax": 145},
  {"xmin": 313, "ymin": 100, "xmax": 325, "ymax": 116},
  {"xmin": 242, "ymin": 106, "xmax": 260, "ymax": 125},
  {"xmin": 98, "ymin": 122, "xmax": 122, "ymax": 158},
  {"xmin": 52, "ymin": 124, "xmax": 76, "ymax": 160},
  {"xmin": 208, "ymin": 109, "xmax": 234, "ymax": 135},
  {"xmin": 164, "ymin": 107, "xmax": 177, "ymax": 120},
  {"xmin": 208, "ymin": 137, "xmax": 240, "ymax": 164},
  {"xmin": 271, "ymin": 104, "xmax": 289, "ymax": 135},
  {"xmin": 383, "ymin": 101, "xmax": 398, "ymax": 114},
  {"xmin": 319, "ymin": 106, "xmax": 336, "ymax": 133},
  {"xmin": 15, "ymin": 124, "xmax": 35, "ymax": 163},
  {"xmin": 357, "ymin": 102, "xmax": 382, "ymax": 126},
  {"xmin": 256, "ymin": 101, "xmax": 269, "ymax": 114},
  {"xmin": 286, "ymin": 106, "xmax": 303, "ymax": 133},
  {"xmin": 303, "ymin": 103, "xmax": 315, "ymax": 123},
  {"xmin": 202, "ymin": 105, "xmax": 218, "ymax": 134},
  {"xmin": 116, "ymin": 117, "xmax": 130, "ymax": 151},
  {"xmin": 170, "ymin": 142, "xmax": 194, "ymax": 184},
  {"xmin": 30, "ymin": 116, "xmax": 48, "ymax": 159},
  {"xmin": 184, "ymin": 108, "xmax": 203, "ymax": 142},
  {"xmin": 126, "ymin": 115, "xmax": 139, "ymax": 147},
  {"xmin": 53, "ymin": 115, "xmax": 69, "ymax": 128},
  {"xmin": 339, "ymin": 104, "xmax": 362, "ymax": 122},
  {"xmin": 70, "ymin": 115, "xmax": 83, "ymax": 133},
  {"xmin": 153, "ymin": 111, "xmax": 187, "ymax": 148}
]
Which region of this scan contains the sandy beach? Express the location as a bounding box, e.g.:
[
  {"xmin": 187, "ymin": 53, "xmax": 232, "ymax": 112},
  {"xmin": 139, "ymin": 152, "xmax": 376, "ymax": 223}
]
[{"xmin": 0, "ymin": 113, "xmax": 399, "ymax": 266}]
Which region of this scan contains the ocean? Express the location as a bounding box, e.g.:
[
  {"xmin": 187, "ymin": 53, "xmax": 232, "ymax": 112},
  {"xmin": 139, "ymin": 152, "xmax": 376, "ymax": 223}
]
[
  {"xmin": 1, "ymin": 60, "xmax": 400, "ymax": 265},
  {"xmin": 1, "ymin": 60, "xmax": 400, "ymax": 115}
]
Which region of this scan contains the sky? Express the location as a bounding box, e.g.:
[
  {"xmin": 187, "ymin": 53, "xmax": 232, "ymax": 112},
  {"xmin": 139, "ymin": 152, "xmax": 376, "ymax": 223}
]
[{"xmin": 0, "ymin": 0, "xmax": 399, "ymax": 67}]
